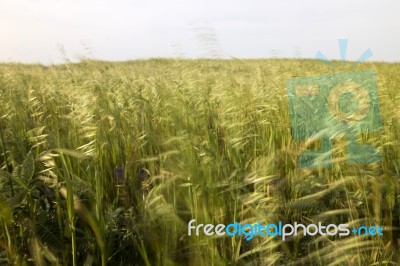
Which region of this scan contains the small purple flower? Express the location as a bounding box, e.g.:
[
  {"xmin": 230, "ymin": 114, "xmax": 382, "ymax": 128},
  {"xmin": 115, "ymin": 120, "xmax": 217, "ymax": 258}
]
[{"xmin": 114, "ymin": 167, "xmax": 125, "ymax": 184}]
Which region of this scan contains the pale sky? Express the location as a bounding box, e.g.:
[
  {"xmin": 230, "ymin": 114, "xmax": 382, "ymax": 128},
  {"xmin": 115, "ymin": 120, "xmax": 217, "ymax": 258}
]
[{"xmin": 0, "ymin": 0, "xmax": 399, "ymax": 64}]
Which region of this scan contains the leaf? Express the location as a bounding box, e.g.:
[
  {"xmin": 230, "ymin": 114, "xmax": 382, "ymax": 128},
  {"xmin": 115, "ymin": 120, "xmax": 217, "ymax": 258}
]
[
  {"xmin": 0, "ymin": 201, "xmax": 12, "ymax": 223},
  {"xmin": 0, "ymin": 170, "xmax": 12, "ymax": 188},
  {"xmin": 7, "ymin": 191, "xmax": 28, "ymax": 209},
  {"xmin": 11, "ymin": 166, "xmax": 29, "ymax": 190},
  {"xmin": 21, "ymin": 151, "xmax": 35, "ymax": 181}
]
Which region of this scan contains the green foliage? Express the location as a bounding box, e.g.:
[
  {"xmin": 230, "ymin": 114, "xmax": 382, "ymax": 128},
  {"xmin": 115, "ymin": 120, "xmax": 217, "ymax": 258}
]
[{"xmin": 0, "ymin": 59, "xmax": 399, "ymax": 265}]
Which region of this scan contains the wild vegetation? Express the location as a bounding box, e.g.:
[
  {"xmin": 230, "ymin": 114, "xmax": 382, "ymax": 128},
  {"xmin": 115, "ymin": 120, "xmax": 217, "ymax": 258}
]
[{"xmin": 0, "ymin": 59, "xmax": 399, "ymax": 265}]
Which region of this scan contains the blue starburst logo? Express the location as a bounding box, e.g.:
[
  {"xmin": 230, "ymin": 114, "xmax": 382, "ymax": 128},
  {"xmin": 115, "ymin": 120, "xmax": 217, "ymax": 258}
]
[{"xmin": 316, "ymin": 39, "xmax": 373, "ymax": 67}]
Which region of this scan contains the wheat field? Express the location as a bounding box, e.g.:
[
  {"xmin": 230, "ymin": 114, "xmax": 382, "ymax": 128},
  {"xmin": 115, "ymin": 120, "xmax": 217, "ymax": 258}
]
[{"xmin": 0, "ymin": 59, "xmax": 399, "ymax": 265}]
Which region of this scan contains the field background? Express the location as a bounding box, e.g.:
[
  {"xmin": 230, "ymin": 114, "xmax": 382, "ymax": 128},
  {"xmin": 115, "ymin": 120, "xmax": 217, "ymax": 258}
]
[{"xmin": 0, "ymin": 59, "xmax": 399, "ymax": 265}]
